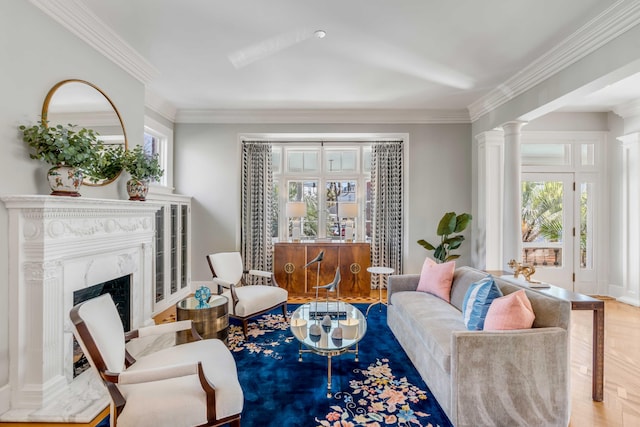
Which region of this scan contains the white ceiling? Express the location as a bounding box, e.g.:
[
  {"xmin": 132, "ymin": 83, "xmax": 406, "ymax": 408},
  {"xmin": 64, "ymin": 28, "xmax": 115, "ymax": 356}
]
[{"xmin": 67, "ymin": 0, "xmax": 639, "ymax": 118}]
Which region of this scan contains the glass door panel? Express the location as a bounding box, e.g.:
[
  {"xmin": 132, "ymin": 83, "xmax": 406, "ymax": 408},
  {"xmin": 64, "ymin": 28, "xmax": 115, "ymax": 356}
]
[
  {"xmin": 521, "ymin": 173, "xmax": 574, "ymax": 290},
  {"xmin": 574, "ymin": 174, "xmax": 598, "ymax": 293},
  {"xmin": 288, "ymin": 180, "xmax": 318, "ymax": 239},
  {"xmin": 325, "ymin": 180, "xmax": 356, "ymax": 240}
]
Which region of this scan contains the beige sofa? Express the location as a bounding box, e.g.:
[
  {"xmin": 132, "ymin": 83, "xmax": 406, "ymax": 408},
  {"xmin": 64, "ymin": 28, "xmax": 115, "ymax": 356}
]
[{"xmin": 387, "ymin": 266, "xmax": 570, "ymax": 427}]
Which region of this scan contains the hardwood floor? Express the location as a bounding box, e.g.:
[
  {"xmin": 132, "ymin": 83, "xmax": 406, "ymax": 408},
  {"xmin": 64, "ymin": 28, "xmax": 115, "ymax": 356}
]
[{"xmin": 569, "ymin": 299, "xmax": 640, "ymax": 427}]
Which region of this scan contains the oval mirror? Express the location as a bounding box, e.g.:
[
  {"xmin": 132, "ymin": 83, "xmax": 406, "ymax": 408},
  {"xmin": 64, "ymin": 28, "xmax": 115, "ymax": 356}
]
[{"xmin": 42, "ymin": 79, "xmax": 128, "ymax": 186}]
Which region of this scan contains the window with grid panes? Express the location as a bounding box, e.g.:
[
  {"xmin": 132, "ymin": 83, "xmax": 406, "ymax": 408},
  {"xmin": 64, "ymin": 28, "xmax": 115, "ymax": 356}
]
[{"xmin": 272, "ymin": 144, "xmax": 371, "ymax": 242}]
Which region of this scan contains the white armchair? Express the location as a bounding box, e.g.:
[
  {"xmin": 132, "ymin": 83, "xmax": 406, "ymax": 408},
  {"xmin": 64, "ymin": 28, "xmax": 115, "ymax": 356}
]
[
  {"xmin": 70, "ymin": 294, "xmax": 243, "ymax": 427},
  {"xmin": 206, "ymin": 252, "xmax": 288, "ymax": 340}
]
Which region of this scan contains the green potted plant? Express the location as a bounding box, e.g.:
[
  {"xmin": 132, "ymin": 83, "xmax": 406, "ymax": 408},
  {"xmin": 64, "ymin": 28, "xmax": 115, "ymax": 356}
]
[
  {"xmin": 19, "ymin": 120, "xmax": 101, "ymax": 196},
  {"xmin": 121, "ymin": 145, "xmax": 164, "ymax": 201},
  {"xmin": 418, "ymin": 211, "xmax": 472, "ymax": 263},
  {"xmin": 84, "ymin": 144, "xmax": 125, "ymax": 185}
]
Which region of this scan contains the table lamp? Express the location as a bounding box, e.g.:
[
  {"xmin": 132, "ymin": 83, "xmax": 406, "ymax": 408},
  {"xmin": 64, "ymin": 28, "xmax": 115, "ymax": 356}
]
[
  {"xmin": 286, "ymin": 201, "xmax": 307, "ymax": 242},
  {"xmin": 338, "ymin": 203, "xmax": 358, "ymax": 243}
]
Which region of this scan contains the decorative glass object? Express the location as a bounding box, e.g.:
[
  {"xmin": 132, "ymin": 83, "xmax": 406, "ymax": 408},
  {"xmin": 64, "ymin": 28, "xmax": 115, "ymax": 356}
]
[{"xmin": 194, "ymin": 285, "xmax": 211, "ymax": 309}]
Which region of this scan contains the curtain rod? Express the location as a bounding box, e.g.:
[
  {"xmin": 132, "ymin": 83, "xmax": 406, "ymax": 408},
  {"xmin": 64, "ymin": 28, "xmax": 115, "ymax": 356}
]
[{"xmin": 241, "ymin": 140, "xmax": 403, "ymax": 144}]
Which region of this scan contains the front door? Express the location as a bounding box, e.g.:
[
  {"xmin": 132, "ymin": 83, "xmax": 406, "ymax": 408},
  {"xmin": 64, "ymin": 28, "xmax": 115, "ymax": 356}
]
[{"xmin": 521, "ymin": 173, "xmax": 574, "ymax": 290}]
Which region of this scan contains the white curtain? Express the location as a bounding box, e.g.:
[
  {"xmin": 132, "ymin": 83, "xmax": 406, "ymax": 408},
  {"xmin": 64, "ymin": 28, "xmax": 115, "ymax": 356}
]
[
  {"xmin": 371, "ymin": 141, "xmax": 403, "ymax": 277},
  {"xmin": 241, "ymin": 142, "xmax": 273, "ymax": 283}
]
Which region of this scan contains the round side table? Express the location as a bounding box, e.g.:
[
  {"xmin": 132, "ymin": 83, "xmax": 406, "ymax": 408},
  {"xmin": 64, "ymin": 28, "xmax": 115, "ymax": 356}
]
[
  {"xmin": 176, "ymin": 295, "xmax": 229, "ymax": 345},
  {"xmin": 365, "ymin": 266, "xmax": 394, "ymax": 317}
]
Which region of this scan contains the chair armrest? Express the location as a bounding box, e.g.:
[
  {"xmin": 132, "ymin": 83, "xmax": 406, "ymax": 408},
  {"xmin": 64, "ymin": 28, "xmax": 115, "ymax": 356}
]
[
  {"xmin": 451, "ymin": 327, "xmax": 569, "ymax": 426},
  {"xmin": 387, "ymin": 274, "xmax": 420, "ymax": 304},
  {"xmin": 125, "ymin": 320, "xmax": 202, "ymax": 345},
  {"xmin": 213, "ymin": 279, "xmax": 239, "ymax": 312},
  {"xmin": 247, "ymin": 269, "xmax": 282, "ymax": 287},
  {"xmin": 212, "ymin": 277, "xmax": 234, "ymax": 289},
  {"xmin": 248, "ymin": 269, "xmax": 272, "ymax": 278},
  {"xmin": 107, "ymin": 361, "xmax": 217, "ymax": 420},
  {"xmin": 137, "ymin": 320, "xmax": 193, "ymax": 337},
  {"xmin": 114, "ymin": 361, "xmax": 200, "ymax": 385}
]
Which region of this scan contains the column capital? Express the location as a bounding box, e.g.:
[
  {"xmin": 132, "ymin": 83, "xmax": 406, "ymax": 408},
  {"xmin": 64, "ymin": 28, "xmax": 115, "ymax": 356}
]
[
  {"xmin": 614, "ymin": 99, "xmax": 640, "ymax": 120},
  {"xmin": 501, "ymin": 121, "xmax": 528, "ymax": 137},
  {"xmin": 617, "ymin": 132, "xmax": 640, "ymax": 147},
  {"xmin": 475, "ymin": 129, "xmax": 504, "ymax": 146}
]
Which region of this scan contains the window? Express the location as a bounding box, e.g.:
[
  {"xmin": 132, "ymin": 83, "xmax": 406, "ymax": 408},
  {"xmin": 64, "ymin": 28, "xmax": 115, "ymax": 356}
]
[
  {"xmin": 144, "ymin": 116, "xmax": 173, "ymax": 190},
  {"xmin": 272, "ymin": 143, "xmax": 371, "ymax": 242}
]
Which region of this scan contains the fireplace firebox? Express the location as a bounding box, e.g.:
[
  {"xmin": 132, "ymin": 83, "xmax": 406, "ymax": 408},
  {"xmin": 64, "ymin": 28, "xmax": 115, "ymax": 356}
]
[{"xmin": 72, "ymin": 275, "xmax": 132, "ymax": 377}]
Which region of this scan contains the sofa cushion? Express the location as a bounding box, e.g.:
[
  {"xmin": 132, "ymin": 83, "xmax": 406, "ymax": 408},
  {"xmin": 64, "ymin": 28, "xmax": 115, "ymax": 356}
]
[
  {"xmin": 461, "ymin": 275, "xmax": 503, "ymax": 331},
  {"xmin": 449, "ymin": 267, "xmax": 493, "ymax": 311},
  {"xmin": 390, "ymin": 291, "xmax": 465, "ymax": 374},
  {"xmin": 416, "ymin": 257, "xmax": 455, "ymax": 302},
  {"xmin": 484, "ymin": 289, "xmax": 535, "ymax": 330}
]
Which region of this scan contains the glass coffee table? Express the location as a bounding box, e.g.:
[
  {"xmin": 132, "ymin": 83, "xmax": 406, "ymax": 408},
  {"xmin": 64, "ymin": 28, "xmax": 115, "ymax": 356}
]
[{"xmin": 290, "ymin": 302, "xmax": 367, "ymax": 397}]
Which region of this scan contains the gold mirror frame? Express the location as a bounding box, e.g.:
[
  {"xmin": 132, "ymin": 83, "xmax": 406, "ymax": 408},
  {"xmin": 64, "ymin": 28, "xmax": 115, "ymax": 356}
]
[{"xmin": 42, "ymin": 79, "xmax": 128, "ymax": 186}]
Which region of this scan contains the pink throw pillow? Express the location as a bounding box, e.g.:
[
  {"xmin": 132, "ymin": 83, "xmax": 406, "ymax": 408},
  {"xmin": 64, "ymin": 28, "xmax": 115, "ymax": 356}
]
[
  {"xmin": 416, "ymin": 257, "xmax": 455, "ymax": 302},
  {"xmin": 483, "ymin": 289, "xmax": 535, "ymax": 330}
]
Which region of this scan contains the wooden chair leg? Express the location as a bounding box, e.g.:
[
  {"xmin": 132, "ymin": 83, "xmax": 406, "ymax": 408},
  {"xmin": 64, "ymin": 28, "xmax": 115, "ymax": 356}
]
[
  {"xmin": 229, "ymin": 417, "xmax": 241, "ymax": 427},
  {"xmin": 281, "ymin": 303, "xmax": 288, "ymax": 320},
  {"xmin": 242, "ymin": 320, "xmax": 249, "ymax": 340}
]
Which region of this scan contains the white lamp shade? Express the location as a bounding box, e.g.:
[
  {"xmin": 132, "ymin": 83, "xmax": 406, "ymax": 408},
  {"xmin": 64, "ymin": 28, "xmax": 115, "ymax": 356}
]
[
  {"xmin": 286, "ymin": 202, "xmax": 307, "ymax": 218},
  {"xmin": 338, "ymin": 203, "xmax": 358, "ymax": 219}
]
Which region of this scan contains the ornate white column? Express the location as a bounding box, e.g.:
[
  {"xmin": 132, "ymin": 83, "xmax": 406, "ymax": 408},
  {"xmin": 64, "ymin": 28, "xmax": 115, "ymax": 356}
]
[
  {"xmin": 475, "ymin": 130, "xmax": 504, "ymax": 270},
  {"xmin": 501, "ymin": 121, "xmax": 527, "ymax": 271}
]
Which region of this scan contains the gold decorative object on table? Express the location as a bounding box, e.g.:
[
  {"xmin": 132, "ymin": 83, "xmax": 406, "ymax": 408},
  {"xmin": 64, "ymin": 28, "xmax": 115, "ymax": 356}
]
[{"xmin": 508, "ymin": 259, "xmax": 536, "ymax": 282}]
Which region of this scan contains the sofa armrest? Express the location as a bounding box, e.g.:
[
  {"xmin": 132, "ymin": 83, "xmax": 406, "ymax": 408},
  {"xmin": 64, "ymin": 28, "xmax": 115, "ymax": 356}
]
[
  {"xmin": 451, "ymin": 327, "xmax": 569, "ymax": 427},
  {"xmin": 387, "ymin": 274, "xmax": 420, "ymax": 305}
]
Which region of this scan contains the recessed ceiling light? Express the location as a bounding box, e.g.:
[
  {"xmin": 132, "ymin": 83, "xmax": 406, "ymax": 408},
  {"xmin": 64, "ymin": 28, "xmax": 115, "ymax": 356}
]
[{"xmin": 314, "ymin": 30, "xmax": 327, "ymax": 39}]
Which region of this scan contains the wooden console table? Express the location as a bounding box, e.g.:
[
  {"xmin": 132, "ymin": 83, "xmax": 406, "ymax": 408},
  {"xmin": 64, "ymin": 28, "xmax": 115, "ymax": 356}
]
[
  {"xmin": 488, "ymin": 271, "xmax": 604, "ymax": 401},
  {"xmin": 274, "ymin": 242, "xmax": 371, "ymax": 298}
]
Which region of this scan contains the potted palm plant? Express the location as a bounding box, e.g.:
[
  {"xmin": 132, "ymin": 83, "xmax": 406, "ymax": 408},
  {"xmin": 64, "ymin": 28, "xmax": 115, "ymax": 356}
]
[
  {"xmin": 418, "ymin": 211, "xmax": 472, "ymax": 263},
  {"xmin": 121, "ymin": 145, "xmax": 164, "ymax": 201},
  {"xmin": 20, "ymin": 120, "xmax": 101, "ymax": 196}
]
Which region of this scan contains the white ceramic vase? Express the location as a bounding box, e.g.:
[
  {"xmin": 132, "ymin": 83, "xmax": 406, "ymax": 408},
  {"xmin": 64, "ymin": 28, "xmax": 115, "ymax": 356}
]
[
  {"xmin": 126, "ymin": 178, "xmax": 149, "ymax": 201},
  {"xmin": 47, "ymin": 165, "xmax": 83, "ymax": 197}
]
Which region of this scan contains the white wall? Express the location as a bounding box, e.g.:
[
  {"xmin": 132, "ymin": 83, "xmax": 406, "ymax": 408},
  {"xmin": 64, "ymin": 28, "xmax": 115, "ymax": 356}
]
[
  {"xmin": 174, "ymin": 123, "xmax": 472, "ymax": 282},
  {"xmin": 0, "ymin": 1, "xmax": 145, "ymax": 411},
  {"xmin": 607, "ymin": 112, "xmax": 625, "ymax": 295},
  {"xmin": 523, "ymin": 112, "xmax": 609, "ymax": 131}
]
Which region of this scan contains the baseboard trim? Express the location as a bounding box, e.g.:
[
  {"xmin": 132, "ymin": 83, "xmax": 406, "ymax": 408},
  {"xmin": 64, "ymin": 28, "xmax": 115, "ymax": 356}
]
[
  {"xmin": 0, "ymin": 383, "xmax": 10, "ymax": 416},
  {"xmin": 617, "ymin": 296, "xmax": 640, "ymax": 307}
]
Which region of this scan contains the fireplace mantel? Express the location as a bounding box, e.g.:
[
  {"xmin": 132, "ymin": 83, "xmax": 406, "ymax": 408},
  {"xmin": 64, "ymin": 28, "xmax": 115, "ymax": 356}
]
[{"xmin": 0, "ymin": 195, "xmax": 161, "ymax": 422}]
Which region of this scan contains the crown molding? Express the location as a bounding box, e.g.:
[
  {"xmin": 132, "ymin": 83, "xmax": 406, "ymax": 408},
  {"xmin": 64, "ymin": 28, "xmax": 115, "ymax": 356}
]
[
  {"xmin": 614, "ymin": 98, "xmax": 640, "ymax": 119},
  {"xmin": 174, "ymin": 108, "xmax": 471, "ymax": 124},
  {"xmin": 468, "ymin": 0, "xmax": 640, "ymax": 122},
  {"xmin": 29, "ymin": 0, "xmax": 158, "ymax": 84},
  {"xmin": 145, "ymin": 90, "xmax": 177, "ymax": 122}
]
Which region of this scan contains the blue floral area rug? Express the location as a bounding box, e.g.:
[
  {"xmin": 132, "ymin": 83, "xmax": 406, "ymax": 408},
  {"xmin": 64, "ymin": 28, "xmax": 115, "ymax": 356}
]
[{"xmin": 230, "ymin": 304, "xmax": 452, "ymax": 427}]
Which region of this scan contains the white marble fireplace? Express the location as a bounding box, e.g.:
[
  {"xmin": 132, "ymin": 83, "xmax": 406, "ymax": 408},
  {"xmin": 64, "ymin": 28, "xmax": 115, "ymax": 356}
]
[{"xmin": 0, "ymin": 195, "xmax": 160, "ymax": 422}]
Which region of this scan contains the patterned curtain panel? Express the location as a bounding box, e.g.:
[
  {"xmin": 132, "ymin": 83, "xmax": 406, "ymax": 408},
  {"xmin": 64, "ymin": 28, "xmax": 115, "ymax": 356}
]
[
  {"xmin": 371, "ymin": 141, "xmax": 404, "ymax": 276},
  {"xmin": 241, "ymin": 142, "xmax": 273, "ymax": 284}
]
